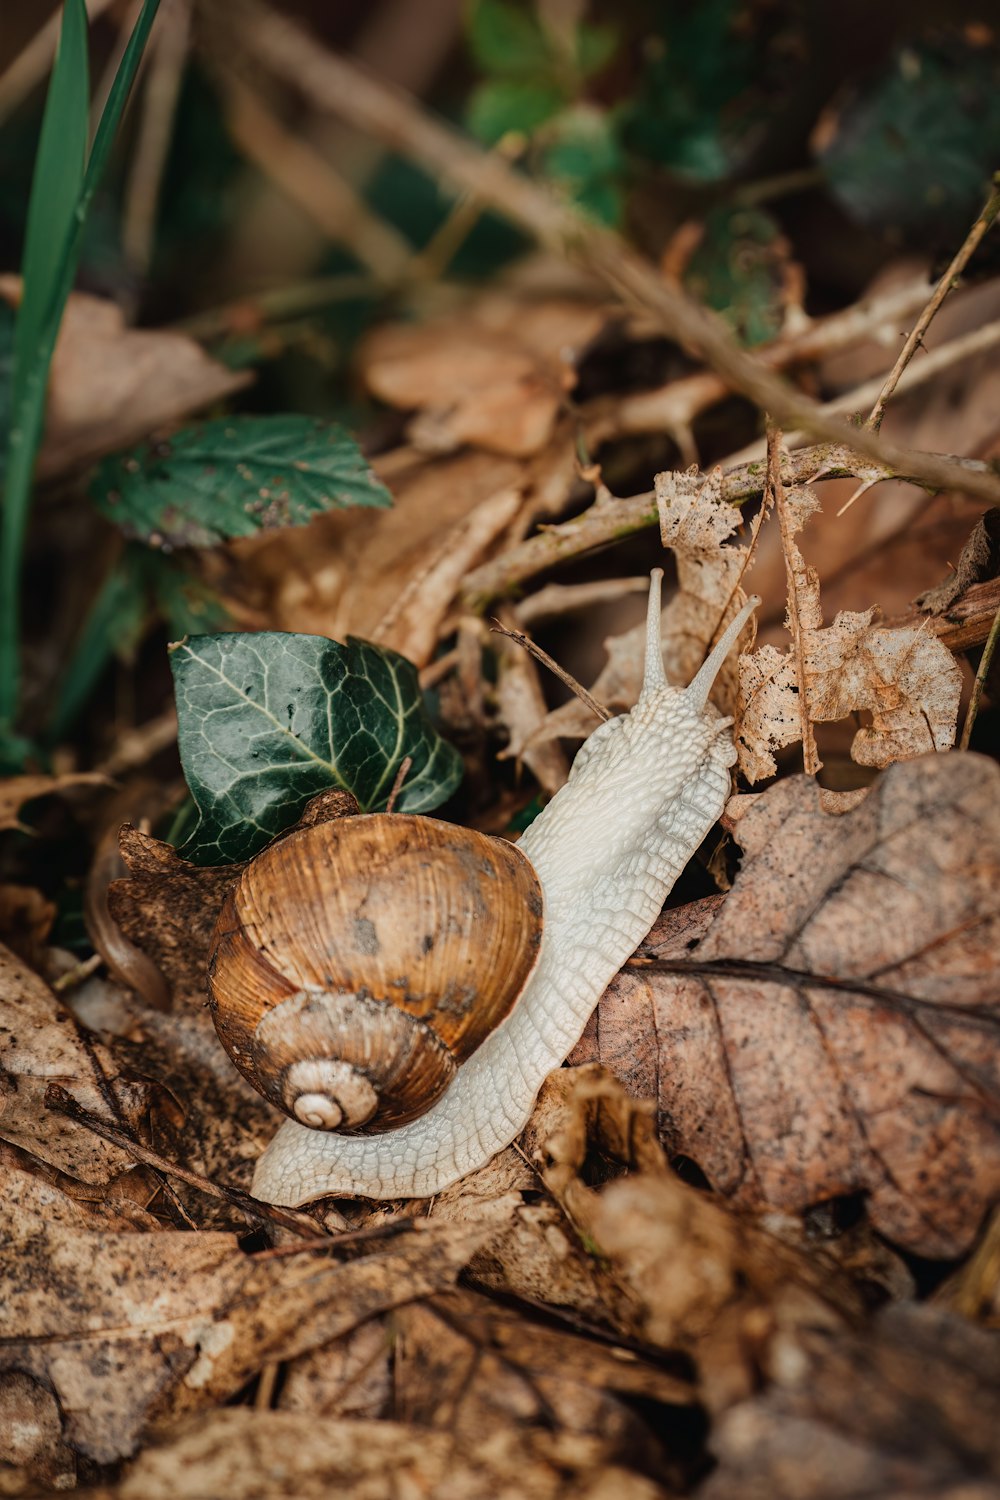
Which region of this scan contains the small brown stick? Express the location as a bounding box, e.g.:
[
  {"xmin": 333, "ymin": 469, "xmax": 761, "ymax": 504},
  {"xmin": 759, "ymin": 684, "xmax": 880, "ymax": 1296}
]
[
  {"xmin": 45, "ymin": 1084, "xmax": 329, "ymax": 1239},
  {"xmin": 867, "ymin": 176, "xmax": 1000, "ymax": 432},
  {"xmin": 768, "ymin": 427, "xmax": 821, "ymax": 775},
  {"xmin": 385, "ymin": 755, "xmax": 413, "ymax": 814},
  {"xmin": 959, "ymin": 597, "xmax": 1000, "ymax": 750},
  {"xmin": 490, "ymin": 621, "xmax": 612, "ymax": 722}
]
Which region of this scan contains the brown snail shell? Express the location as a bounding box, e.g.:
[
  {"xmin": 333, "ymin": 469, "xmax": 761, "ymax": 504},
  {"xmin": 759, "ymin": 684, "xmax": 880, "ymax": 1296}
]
[{"xmin": 208, "ymin": 813, "xmax": 543, "ymax": 1133}]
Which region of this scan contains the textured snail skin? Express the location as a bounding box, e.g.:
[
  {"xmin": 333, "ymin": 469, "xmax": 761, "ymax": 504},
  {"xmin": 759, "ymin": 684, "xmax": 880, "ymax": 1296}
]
[{"xmin": 252, "ymin": 573, "xmax": 758, "ymax": 1206}]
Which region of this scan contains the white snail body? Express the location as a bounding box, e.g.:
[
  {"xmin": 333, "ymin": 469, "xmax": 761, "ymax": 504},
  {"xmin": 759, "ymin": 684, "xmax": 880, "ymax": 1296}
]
[{"xmin": 237, "ymin": 572, "xmax": 757, "ymax": 1206}]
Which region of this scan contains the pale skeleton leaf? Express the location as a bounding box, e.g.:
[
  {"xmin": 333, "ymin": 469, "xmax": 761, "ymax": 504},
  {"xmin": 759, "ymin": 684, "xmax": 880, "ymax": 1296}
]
[{"xmin": 736, "ymin": 483, "xmax": 962, "ymax": 780}]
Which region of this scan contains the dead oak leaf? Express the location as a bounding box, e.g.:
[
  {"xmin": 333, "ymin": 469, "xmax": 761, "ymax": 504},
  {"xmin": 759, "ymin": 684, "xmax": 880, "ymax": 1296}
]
[
  {"xmin": 737, "ymin": 483, "xmax": 962, "ymax": 781},
  {"xmin": 655, "ymin": 466, "xmax": 754, "ymax": 709},
  {"xmin": 572, "ymin": 753, "xmax": 1000, "ymax": 1258}
]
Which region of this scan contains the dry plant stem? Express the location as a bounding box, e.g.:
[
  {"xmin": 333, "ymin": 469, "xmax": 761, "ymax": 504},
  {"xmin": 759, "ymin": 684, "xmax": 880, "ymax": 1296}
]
[
  {"xmin": 385, "ymin": 755, "xmax": 413, "ymax": 814},
  {"xmin": 490, "ymin": 621, "xmax": 612, "ymax": 721},
  {"xmin": 45, "ymin": 1084, "xmax": 329, "ymax": 1238},
  {"xmin": 515, "ymin": 576, "xmax": 650, "ymax": 627},
  {"xmin": 216, "ymin": 64, "xmax": 412, "ymax": 284},
  {"xmin": 464, "ymin": 443, "xmax": 991, "ymax": 604},
  {"xmin": 769, "ymin": 428, "xmax": 821, "ymax": 775},
  {"xmin": 228, "ymin": 0, "xmax": 1000, "ymax": 509},
  {"xmin": 959, "ymin": 598, "xmax": 1000, "ymax": 750},
  {"xmin": 122, "ymin": 0, "xmax": 191, "ymax": 274},
  {"xmin": 726, "ymin": 317, "xmax": 1000, "ymax": 469},
  {"xmin": 0, "ymin": 0, "xmax": 117, "ymax": 123},
  {"xmin": 868, "ymin": 177, "xmax": 1000, "ymax": 431},
  {"xmin": 590, "ymin": 277, "xmax": 936, "ymax": 445}
]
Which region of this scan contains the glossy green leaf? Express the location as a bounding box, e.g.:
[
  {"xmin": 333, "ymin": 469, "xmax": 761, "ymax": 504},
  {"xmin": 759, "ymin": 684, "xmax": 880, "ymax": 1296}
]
[
  {"xmin": 171, "ymin": 632, "xmax": 463, "ymax": 864},
  {"xmin": 93, "ymin": 415, "xmax": 392, "ymax": 549}
]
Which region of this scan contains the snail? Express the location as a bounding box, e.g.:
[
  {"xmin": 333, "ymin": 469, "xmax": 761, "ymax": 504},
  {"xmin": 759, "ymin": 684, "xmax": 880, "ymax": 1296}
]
[{"xmin": 208, "ymin": 571, "xmax": 758, "ymax": 1206}]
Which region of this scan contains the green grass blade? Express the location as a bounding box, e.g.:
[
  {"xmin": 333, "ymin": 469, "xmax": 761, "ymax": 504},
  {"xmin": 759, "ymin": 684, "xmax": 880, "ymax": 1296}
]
[
  {"xmin": 0, "ymin": 0, "xmax": 161, "ymax": 731},
  {"xmin": 11, "ymin": 0, "xmax": 88, "ymax": 416}
]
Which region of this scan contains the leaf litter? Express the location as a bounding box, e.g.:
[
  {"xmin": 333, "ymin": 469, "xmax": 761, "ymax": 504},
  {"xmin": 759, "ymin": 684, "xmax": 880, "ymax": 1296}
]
[{"xmin": 3, "ymin": 108, "xmax": 1000, "ymax": 1500}]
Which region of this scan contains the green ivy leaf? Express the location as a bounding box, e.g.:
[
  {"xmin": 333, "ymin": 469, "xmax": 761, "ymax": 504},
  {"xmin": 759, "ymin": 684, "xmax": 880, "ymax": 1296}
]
[
  {"xmin": 468, "ymin": 77, "xmax": 566, "ymax": 143},
  {"xmin": 467, "ymin": 0, "xmax": 552, "ymax": 76},
  {"xmin": 171, "ymin": 632, "xmax": 463, "ymax": 864},
  {"xmin": 542, "ymin": 108, "xmax": 624, "ymax": 226},
  {"xmin": 816, "ymin": 36, "xmax": 1000, "ymax": 238},
  {"xmin": 93, "ymin": 414, "xmax": 392, "ymax": 550}
]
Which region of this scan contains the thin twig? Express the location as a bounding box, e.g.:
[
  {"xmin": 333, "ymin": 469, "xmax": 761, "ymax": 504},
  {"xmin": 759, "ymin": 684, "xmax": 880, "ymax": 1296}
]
[
  {"xmin": 464, "ymin": 443, "xmax": 993, "ymax": 604},
  {"xmin": 768, "ymin": 427, "xmax": 821, "ymax": 776},
  {"xmin": 867, "ymin": 176, "xmax": 1000, "ymax": 431},
  {"xmin": 385, "ymin": 755, "xmax": 413, "ymax": 813},
  {"xmin": 225, "ymin": 0, "xmax": 1000, "ymax": 509},
  {"xmin": 960, "ymin": 598, "xmax": 1000, "ymax": 750},
  {"xmin": 490, "ymin": 621, "xmax": 612, "ymax": 721},
  {"xmin": 214, "ymin": 62, "xmax": 412, "ymax": 284}
]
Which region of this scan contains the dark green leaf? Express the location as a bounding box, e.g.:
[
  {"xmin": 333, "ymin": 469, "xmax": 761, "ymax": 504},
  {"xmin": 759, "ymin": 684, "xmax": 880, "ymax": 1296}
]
[
  {"xmin": 817, "ymin": 36, "xmax": 1000, "ymax": 237},
  {"xmin": 620, "ymin": 0, "xmax": 773, "ymax": 183},
  {"xmin": 684, "ymin": 205, "xmax": 789, "ymax": 346},
  {"xmin": 468, "ymin": 77, "xmax": 566, "ymax": 143},
  {"xmin": 93, "ymin": 415, "xmax": 392, "ymax": 549},
  {"xmin": 171, "ymin": 632, "xmax": 463, "ymax": 863},
  {"xmin": 467, "ymin": 0, "xmax": 552, "ymax": 76}
]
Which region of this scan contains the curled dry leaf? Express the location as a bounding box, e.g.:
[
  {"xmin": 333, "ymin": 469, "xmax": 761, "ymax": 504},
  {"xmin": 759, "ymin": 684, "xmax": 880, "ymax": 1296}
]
[
  {"xmin": 572, "ymin": 753, "xmax": 1000, "ymax": 1257},
  {"xmin": 523, "ymin": 1068, "xmax": 861, "ymax": 1414},
  {"xmin": 0, "ymin": 278, "xmax": 250, "ymax": 476},
  {"xmin": 359, "ymin": 293, "xmax": 607, "ymax": 458},
  {"xmin": 737, "ymin": 484, "xmax": 962, "ymax": 781}
]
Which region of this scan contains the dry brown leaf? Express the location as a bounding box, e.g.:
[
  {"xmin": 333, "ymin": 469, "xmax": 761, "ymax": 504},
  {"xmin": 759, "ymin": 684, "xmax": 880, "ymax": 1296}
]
[
  {"xmin": 0, "ymin": 1372, "xmax": 76, "ymax": 1495},
  {"xmin": 703, "ymin": 1303, "xmax": 1000, "ymax": 1500},
  {"xmin": 359, "ymin": 293, "xmax": 606, "ymax": 458},
  {"xmin": 915, "ymin": 507, "xmax": 1000, "ymax": 614},
  {"xmin": 278, "ymin": 1317, "xmax": 391, "ymax": 1419},
  {"xmin": 522, "ymin": 1068, "xmax": 861, "ymax": 1415},
  {"xmin": 737, "ymin": 485, "xmax": 962, "ymax": 780},
  {"xmin": 0, "ymin": 943, "xmax": 142, "ymax": 1185},
  {"xmin": 572, "ymin": 753, "xmax": 1000, "ymax": 1257},
  {"xmin": 0, "ymin": 1167, "xmax": 496, "ymax": 1463},
  {"xmin": 0, "ymin": 278, "xmax": 250, "ymax": 476}
]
